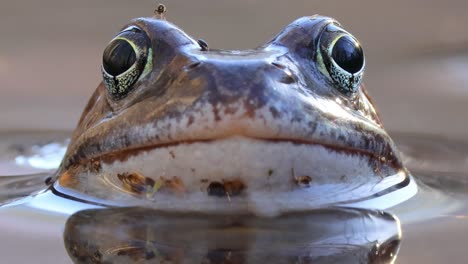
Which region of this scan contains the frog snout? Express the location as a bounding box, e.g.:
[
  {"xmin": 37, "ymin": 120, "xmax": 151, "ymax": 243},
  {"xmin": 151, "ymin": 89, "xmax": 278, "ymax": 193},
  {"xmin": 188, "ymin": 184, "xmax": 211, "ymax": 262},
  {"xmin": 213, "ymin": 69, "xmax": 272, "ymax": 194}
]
[{"xmin": 179, "ymin": 59, "xmax": 300, "ymax": 111}]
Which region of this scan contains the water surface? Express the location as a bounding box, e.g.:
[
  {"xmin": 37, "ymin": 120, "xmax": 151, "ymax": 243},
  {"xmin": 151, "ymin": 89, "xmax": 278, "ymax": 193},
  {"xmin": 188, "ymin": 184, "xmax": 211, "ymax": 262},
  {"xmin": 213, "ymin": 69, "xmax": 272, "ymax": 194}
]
[{"xmin": 0, "ymin": 131, "xmax": 466, "ymax": 263}]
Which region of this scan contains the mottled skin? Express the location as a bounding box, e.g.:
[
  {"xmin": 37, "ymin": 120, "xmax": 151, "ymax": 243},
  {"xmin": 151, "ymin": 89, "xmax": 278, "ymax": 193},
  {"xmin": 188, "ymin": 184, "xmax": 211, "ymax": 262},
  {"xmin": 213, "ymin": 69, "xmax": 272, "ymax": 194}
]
[{"xmin": 54, "ymin": 16, "xmax": 408, "ymax": 211}]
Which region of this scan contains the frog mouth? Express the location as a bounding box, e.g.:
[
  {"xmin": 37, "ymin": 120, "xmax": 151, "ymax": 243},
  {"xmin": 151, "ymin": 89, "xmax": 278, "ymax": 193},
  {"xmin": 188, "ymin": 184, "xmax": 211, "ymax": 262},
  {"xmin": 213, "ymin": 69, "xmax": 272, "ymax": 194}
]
[
  {"xmin": 84, "ymin": 135, "xmax": 401, "ymax": 170},
  {"xmin": 62, "ymin": 135, "xmax": 403, "ymax": 190},
  {"xmin": 56, "ymin": 136, "xmax": 413, "ymax": 216}
]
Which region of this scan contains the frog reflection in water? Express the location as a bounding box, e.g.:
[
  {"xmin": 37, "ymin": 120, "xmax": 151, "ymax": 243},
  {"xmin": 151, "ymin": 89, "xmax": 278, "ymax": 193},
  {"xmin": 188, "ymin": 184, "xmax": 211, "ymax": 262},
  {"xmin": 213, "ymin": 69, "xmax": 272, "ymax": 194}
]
[{"xmin": 53, "ymin": 14, "xmax": 413, "ymax": 215}]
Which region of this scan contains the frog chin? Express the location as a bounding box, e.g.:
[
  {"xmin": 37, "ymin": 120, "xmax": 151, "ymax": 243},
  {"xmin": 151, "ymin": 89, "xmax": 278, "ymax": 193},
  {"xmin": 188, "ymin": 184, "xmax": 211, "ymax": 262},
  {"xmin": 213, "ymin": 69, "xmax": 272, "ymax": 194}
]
[{"xmin": 56, "ymin": 136, "xmax": 415, "ymax": 216}]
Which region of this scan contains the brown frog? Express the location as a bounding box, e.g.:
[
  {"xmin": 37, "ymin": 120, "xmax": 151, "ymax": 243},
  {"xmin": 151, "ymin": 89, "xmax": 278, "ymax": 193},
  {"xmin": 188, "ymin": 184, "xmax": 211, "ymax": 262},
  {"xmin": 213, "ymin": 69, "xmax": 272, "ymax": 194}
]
[{"xmin": 53, "ymin": 14, "xmax": 415, "ymax": 215}]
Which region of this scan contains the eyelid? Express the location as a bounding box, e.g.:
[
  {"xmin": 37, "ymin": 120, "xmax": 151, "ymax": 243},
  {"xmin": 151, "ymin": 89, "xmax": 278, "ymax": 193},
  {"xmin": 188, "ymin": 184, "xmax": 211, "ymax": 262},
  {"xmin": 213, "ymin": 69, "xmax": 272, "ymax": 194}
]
[{"xmin": 121, "ymin": 26, "xmax": 142, "ymax": 33}]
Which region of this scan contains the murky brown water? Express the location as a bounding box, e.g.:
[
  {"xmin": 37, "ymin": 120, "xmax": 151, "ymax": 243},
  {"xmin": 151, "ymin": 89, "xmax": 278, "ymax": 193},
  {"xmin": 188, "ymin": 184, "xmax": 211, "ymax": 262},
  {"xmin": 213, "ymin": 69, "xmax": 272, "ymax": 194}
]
[{"xmin": 0, "ymin": 132, "xmax": 466, "ymax": 263}]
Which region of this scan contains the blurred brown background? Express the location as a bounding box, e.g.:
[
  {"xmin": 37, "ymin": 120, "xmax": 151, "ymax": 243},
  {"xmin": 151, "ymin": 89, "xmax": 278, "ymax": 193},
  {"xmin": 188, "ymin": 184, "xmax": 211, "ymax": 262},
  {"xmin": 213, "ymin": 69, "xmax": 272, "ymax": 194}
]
[
  {"xmin": 1, "ymin": 0, "xmax": 467, "ymax": 139},
  {"xmin": 0, "ymin": 1, "xmax": 467, "ymax": 263}
]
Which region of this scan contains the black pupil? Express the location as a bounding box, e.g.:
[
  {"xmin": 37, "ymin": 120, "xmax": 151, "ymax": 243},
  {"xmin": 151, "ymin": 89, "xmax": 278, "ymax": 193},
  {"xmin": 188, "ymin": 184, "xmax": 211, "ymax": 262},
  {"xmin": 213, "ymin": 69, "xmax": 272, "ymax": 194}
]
[
  {"xmin": 331, "ymin": 36, "xmax": 364, "ymax": 74},
  {"xmin": 103, "ymin": 39, "xmax": 137, "ymax": 76}
]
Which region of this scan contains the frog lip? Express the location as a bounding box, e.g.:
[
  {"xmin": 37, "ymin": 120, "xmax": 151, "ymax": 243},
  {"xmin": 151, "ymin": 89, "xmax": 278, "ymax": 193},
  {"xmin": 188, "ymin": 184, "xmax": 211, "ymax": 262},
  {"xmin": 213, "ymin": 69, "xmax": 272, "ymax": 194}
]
[
  {"xmin": 78, "ymin": 135, "xmax": 402, "ymax": 170},
  {"xmin": 55, "ymin": 135, "xmax": 414, "ymax": 216}
]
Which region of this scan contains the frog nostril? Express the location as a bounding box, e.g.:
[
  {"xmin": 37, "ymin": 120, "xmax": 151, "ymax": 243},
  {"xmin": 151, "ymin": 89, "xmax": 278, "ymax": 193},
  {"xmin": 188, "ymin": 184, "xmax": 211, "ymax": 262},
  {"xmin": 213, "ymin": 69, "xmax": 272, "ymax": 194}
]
[
  {"xmin": 280, "ymin": 74, "xmax": 296, "ymax": 84},
  {"xmin": 197, "ymin": 39, "xmax": 209, "ymax": 51},
  {"xmin": 271, "ymin": 62, "xmax": 286, "ymax": 70},
  {"xmin": 271, "ymin": 62, "xmax": 297, "ymax": 84},
  {"xmin": 184, "ymin": 61, "xmax": 202, "ymax": 71}
]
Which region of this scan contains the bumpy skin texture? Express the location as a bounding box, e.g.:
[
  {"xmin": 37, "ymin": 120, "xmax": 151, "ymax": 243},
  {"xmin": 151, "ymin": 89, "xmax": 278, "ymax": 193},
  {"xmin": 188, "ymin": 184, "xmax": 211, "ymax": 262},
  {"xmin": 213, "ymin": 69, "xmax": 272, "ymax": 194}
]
[
  {"xmin": 61, "ymin": 16, "xmax": 397, "ymax": 168},
  {"xmin": 55, "ymin": 16, "xmax": 406, "ymax": 209}
]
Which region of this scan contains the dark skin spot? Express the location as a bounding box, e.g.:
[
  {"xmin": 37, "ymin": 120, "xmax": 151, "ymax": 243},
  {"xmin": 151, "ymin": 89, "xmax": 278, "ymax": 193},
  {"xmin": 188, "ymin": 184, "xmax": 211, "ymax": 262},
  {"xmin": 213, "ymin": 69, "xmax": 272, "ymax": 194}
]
[
  {"xmin": 145, "ymin": 177, "xmax": 156, "ymax": 187},
  {"xmin": 44, "ymin": 177, "xmax": 53, "ymax": 185},
  {"xmin": 187, "ymin": 115, "xmax": 195, "ymax": 126},
  {"xmin": 207, "ymin": 182, "xmax": 226, "ymax": 197},
  {"xmin": 169, "ymin": 150, "xmax": 175, "ymax": 158},
  {"xmin": 207, "ymin": 180, "xmax": 246, "ymax": 197},
  {"xmin": 269, "ymin": 106, "xmax": 280, "ymax": 119},
  {"xmin": 90, "ymin": 159, "xmax": 101, "ymax": 173},
  {"xmin": 294, "ymin": 175, "xmax": 312, "ymax": 187},
  {"xmin": 160, "ymin": 176, "xmax": 186, "ymax": 194},
  {"xmin": 117, "ymin": 172, "xmax": 154, "ymax": 194},
  {"xmin": 212, "ymin": 104, "xmax": 222, "ymax": 121},
  {"xmin": 242, "ymin": 100, "xmax": 257, "ymax": 119},
  {"xmin": 58, "ymin": 169, "xmax": 80, "ymax": 188},
  {"xmin": 117, "ymin": 173, "xmax": 185, "ymax": 196},
  {"xmin": 223, "ymin": 179, "xmax": 246, "ymax": 196},
  {"xmin": 291, "ymin": 168, "xmax": 312, "ymax": 187},
  {"xmin": 268, "ymin": 169, "xmax": 274, "ymax": 176}
]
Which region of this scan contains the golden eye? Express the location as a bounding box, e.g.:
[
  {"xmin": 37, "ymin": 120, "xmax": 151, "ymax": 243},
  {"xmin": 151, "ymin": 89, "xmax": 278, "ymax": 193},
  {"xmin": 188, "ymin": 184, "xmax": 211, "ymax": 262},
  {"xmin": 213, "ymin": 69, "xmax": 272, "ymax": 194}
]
[
  {"xmin": 318, "ymin": 23, "xmax": 365, "ymax": 95},
  {"xmin": 331, "ymin": 35, "xmax": 364, "ymax": 74},
  {"xmin": 103, "ymin": 39, "xmax": 137, "ymax": 76},
  {"xmin": 101, "ymin": 26, "xmax": 151, "ymax": 100}
]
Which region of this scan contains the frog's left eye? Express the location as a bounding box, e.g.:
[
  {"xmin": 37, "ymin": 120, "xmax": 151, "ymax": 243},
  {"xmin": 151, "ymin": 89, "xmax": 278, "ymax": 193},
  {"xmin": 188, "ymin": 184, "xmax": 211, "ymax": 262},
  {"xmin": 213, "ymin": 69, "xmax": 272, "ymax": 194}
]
[
  {"xmin": 318, "ymin": 23, "xmax": 365, "ymax": 95},
  {"xmin": 102, "ymin": 27, "xmax": 151, "ymax": 99}
]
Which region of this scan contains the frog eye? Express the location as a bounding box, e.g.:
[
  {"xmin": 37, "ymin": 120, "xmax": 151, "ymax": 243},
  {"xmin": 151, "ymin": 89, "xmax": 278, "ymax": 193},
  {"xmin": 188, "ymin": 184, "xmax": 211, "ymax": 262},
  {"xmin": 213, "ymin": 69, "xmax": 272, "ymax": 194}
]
[
  {"xmin": 102, "ymin": 26, "xmax": 151, "ymax": 99},
  {"xmin": 318, "ymin": 23, "xmax": 365, "ymax": 95},
  {"xmin": 103, "ymin": 40, "xmax": 136, "ymax": 76}
]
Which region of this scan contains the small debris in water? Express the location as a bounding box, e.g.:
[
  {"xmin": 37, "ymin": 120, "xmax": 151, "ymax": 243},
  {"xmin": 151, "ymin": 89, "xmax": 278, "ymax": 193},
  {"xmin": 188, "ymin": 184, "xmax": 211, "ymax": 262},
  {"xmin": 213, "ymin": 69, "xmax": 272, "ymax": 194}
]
[
  {"xmin": 291, "ymin": 168, "xmax": 312, "ymax": 187},
  {"xmin": 117, "ymin": 172, "xmax": 155, "ymax": 194},
  {"xmin": 118, "ymin": 172, "xmax": 186, "ymax": 197}
]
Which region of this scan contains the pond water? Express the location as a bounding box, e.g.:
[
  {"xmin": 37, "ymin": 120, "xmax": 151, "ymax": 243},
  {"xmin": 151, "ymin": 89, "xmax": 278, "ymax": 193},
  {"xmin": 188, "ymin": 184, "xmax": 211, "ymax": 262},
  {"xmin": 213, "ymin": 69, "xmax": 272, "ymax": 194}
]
[{"xmin": 0, "ymin": 131, "xmax": 466, "ymax": 263}]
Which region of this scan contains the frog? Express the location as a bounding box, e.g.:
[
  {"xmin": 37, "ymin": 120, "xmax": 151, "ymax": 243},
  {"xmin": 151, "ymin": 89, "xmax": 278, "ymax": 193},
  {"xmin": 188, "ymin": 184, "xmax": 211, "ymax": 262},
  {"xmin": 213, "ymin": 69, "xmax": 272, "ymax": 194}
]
[{"xmin": 52, "ymin": 14, "xmax": 415, "ymax": 215}]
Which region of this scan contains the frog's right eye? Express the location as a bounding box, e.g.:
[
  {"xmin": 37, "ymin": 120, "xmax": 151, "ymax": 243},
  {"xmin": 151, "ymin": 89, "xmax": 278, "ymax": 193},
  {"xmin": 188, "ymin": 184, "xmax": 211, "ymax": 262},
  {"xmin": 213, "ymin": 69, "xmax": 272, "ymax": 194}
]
[
  {"xmin": 102, "ymin": 26, "xmax": 151, "ymax": 100},
  {"xmin": 317, "ymin": 23, "xmax": 365, "ymax": 96},
  {"xmin": 103, "ymin": 40, "xmax": 136, "ymax": 76}
]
